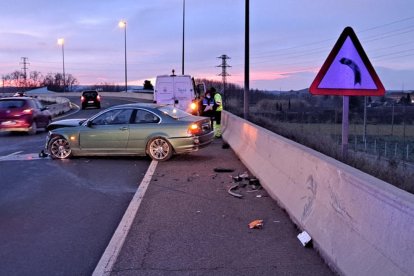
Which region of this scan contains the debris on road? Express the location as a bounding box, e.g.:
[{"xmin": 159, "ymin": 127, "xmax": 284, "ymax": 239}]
[
  {"xmin": 226, "ymin": 173, "xmax": 263, "ymax": 198},
  {"xmin": 232, "ymin": 172, "xmax": 249, "ymax": 184},
  {"xmin": 228, "ymin": 184, "xmax": 243, "ymax": 198},
  {"xmin": 232, "ymin": 175, "xmax": 243, "ymax": 182},
  {"xmin": 38, "ymin": 150, "xmax": 48, "ymax": 158},
  {"xmin": 297, "ymin": 231, "xmax": 312, "ymax": 247},
  {"xmin": 214, "ymin": 167, "xmax": 235, "ymax": 173},
  {"xmin": 239, "ymin": 172, "xmax": 249, "ymax": 179},
  {"xmin": 249, "ymin": 178, "xmax": 260, "ymax": 186},
  {"xmin": 248, "ymin": 219, "xmax": 264, "ymax": 229}
]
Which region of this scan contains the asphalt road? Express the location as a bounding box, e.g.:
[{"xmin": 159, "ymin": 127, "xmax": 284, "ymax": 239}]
[
  {"xmin": 111, "ymin": 140, "xmax": 334, "ymax": 275},
  {"xmin": 0, "ymin": 96, "xmax": 151, "ymax": 275}
]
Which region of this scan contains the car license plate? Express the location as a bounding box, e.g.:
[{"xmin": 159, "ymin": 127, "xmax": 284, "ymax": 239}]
[{"xmin": 88, "ymin": 101, "xmax": 94, "ymax": 103}]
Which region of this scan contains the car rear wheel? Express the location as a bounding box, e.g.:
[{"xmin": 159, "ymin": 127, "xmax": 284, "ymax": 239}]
[
  {"xmin": 48, "ymin": 137, "xmax": 72, "ymax": 159},
  {"xmin": 28, "ymin": 121, "xmax": 37, "ymax": 135},
  {"xmin": 147, "ymin": 137, "xmax": 173, "ymax": 161}
]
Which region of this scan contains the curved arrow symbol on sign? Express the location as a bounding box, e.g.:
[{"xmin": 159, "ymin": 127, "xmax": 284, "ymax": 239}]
[{"xmin": 339, "ymin": 57, "xmax": 361, "ymax": 86}]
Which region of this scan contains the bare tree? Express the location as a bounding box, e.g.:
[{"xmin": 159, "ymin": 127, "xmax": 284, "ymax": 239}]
[
  {"xmin": 43, "ymin": 72, "xmax": 78, "ymax": 92},
  {"xmin": 3, "ymin": 71, "xmax": 25, "ymax": 87},
  {"xmin": 27, "ymin": 71, "xmax": 44, "ymax": 88}
]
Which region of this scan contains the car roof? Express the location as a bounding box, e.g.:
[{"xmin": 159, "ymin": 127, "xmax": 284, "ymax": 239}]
[
  {"xmin": 1, "ymin": 96, "xmax": 35, "ymax": 100},
  {"xmin": 113, "ymin": 103, "xmax": 162, "ymax": 109},
  {"xmin": 82, "ymin": 90, "xmax": 98, "ymax": 93}
]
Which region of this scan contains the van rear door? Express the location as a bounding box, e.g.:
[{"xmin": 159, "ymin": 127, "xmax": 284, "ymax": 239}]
[
  {"xmin": 175, "ymin": 76, "xmax": 193, "ymax": 112},
  {"xmin": 155, "ymin": 77, "xmax": 174, "ymax": 105}
]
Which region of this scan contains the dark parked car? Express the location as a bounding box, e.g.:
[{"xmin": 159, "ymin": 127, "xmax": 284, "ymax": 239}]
[
  {"xmin": 0, "ymin": 97, "xmax": 52, "ymax": 134},
  {"xmin": 81, "ymin": 90, "xmax": 101, "ymax": 109},
  {"xmin": 45, "ymin": 103, "xmax": 214, "ymax": 161}
]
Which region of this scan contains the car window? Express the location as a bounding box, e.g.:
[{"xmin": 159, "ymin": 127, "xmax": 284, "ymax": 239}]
[
  {"xmin": 0, "ymin": 99, "xmax": 26, "ymax": 109},
  {"xmin": 83, "ymin": 91, "xmax": 98, "ymax": 97},
  {"xmin": 92, "ymin": 109, "xmax": 133, "ymax": 125},
  {"xmin": 157, "ymin": 105, "xmax": 190, "ymax": 119},
  {"xmin": 134, "ymin": 109, "xmax": 160, "ymax": 124}
]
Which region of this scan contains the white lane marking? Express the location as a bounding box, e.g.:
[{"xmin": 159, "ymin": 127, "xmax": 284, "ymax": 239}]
[
  {"xmin": 0, "ymin": 151, "xmax": 23, "ymax": 161},
  {"xmin": 0, "ymin": 152, "xmax": 46, "ymax": 162},
  {"xmin": 92, "ymin": 160, "xmax": 158, "ymax": 276}
]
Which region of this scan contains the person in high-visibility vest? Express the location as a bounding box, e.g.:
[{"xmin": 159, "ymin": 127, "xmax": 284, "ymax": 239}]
[
  {"xmin": 211, "ymin": 87, "xmax": 223, "ymax": 138},
  {"xmin": 201, "ymin": 90, "xmax": 215, "ymax": 129}
]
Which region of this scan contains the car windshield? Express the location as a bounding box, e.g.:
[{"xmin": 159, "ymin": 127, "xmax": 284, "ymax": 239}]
[
  {"xmin": 0, "ymin": 99, "xmax": 26, "ymax": 109},
  {"xmin": 158, "ymin": 105, "xmax": 190, "ymax": 119}
]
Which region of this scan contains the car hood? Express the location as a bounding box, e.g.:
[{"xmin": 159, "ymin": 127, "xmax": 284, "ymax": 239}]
[{"xmin": 47, "ymin": 119, "xmax": 86, "ymax": 131}]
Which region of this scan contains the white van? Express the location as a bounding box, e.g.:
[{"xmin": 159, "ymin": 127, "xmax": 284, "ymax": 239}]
[{"xmin": 154, "ymin": 74, "xmax": 203, "ymax": 114}]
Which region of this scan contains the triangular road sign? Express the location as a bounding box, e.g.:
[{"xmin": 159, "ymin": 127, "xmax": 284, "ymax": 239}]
[{"xmin": 310, "ymin": 27, "xmax": 385, "ymax": 96}]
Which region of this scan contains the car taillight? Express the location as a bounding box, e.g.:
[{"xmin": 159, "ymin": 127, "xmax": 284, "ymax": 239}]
[
  {"xmin": 190, "ymin": 102, "xmax": 197, "ymax": 111},
  {"xmin": 22, "ymin": 109, "xmax": 33, "ymax": 114},
  {"xmin": 81, "ymin": 96, "xmax": 85, "ymax": 102},
  {"xmin": 188, "ymin": 123, "xmax": 202, "ymax": 135},
  {"xmin": 97, "ymin": 95, "xmax": 101, "ymax": 101}
]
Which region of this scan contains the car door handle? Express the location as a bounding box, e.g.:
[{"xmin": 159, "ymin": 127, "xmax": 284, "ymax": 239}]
[{"xmin": 119, "ymin": 127, "xmax": 129, "ymax": 131}]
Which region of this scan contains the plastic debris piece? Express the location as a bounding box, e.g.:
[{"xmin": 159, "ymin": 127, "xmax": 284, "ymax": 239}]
[
  {"xmin": 249, "ymin": 178, "xmax": 261, "ymax": 186},
  {"xmin": 248, "ymin": 220, "xmax": 264, "ymax": 229},
  {"xmin": 239, "ymin": 172, "xmax": 249, "ymax": 179},
  {"xmin": 297, "ymin": 231, "xmax": 312, "ymax": 247},
  {"xmin": 227, "ymin": 184, "xmax": 243, "ymax": 198},
  {"xmin": 214, "ymin": 167, "xmax": 235, "ymax": 173},
  {"xmin": 232, "ymin": 175, "xmax": 243, "ymax": 182},
  {"xmin": 250, "ymin": 185, "xmax": 260, "ymax": 190}
]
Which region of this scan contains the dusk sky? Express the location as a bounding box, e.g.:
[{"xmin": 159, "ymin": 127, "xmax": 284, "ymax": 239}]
[{"xmin": 1, "ymin": 0, "xmax": 414, "ymax": 91}]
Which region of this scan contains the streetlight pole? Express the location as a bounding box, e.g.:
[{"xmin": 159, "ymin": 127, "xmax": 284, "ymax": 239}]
[
  {"xmin": 119, "ymin": 20, "xmax": 127, "ymax": 93},
  {"xmin": 244, "ymin": 0, "xmax": 250, "ymax": 120},
  {"xmin": 182, "ymin": 0, "xmax": 185, "ymax": 75},
  {"xmin": 57, "ymin": 38, "xmax": 65, "ymax": 92}
]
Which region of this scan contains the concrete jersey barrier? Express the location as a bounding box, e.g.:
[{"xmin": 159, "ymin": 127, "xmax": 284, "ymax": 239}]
[
  {"xmin": 29, "ymin": 91, "xmax": 154, "ymax": 117},
  {"xmin": 36, "ymin": 95, "xmax": 71, "ymax": 117},
  {"xmin": 52, "ymin": 91, "xmax": 154, "ymax": 101},
  {"xmin": 222, "ymin": 111, "xmax": 414, "ymax": 276}
]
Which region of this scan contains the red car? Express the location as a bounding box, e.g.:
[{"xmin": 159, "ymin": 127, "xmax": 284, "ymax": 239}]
[{"xmin": 0, "ymin": 97, "xmax": 52, "ymax": 135}]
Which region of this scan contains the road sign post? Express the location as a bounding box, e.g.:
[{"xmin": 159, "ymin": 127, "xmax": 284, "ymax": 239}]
[
  {"xmin": 309, "ymin": 26, "xmax": 385, "ymax": 159},
  {"xmin": 342, "ymin": 96, "xmax": 349, "ymax": 158}
]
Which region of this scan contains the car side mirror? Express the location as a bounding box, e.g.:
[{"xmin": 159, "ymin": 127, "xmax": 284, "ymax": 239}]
[
  {"xmin": 86, "ymin": 121, "xmax": 93, "ymax": 127},
  {"xmin": 174, "ymin": 99, "xmax": 179, "ymax": 104}
]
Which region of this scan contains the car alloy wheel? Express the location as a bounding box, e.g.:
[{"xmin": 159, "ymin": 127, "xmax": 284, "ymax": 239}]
[
  {"xmin": 147, "ymin": 137, "xmax": 172, "ymax": 161},
  {"xmin": 49, "ymin": 137, "xmax": 72, "ymax": 159}
]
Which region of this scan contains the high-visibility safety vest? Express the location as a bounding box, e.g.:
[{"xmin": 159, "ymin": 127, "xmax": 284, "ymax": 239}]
[{"xmin": 214, "ymin": 93, "xmax": 223, "ymax": 112}]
